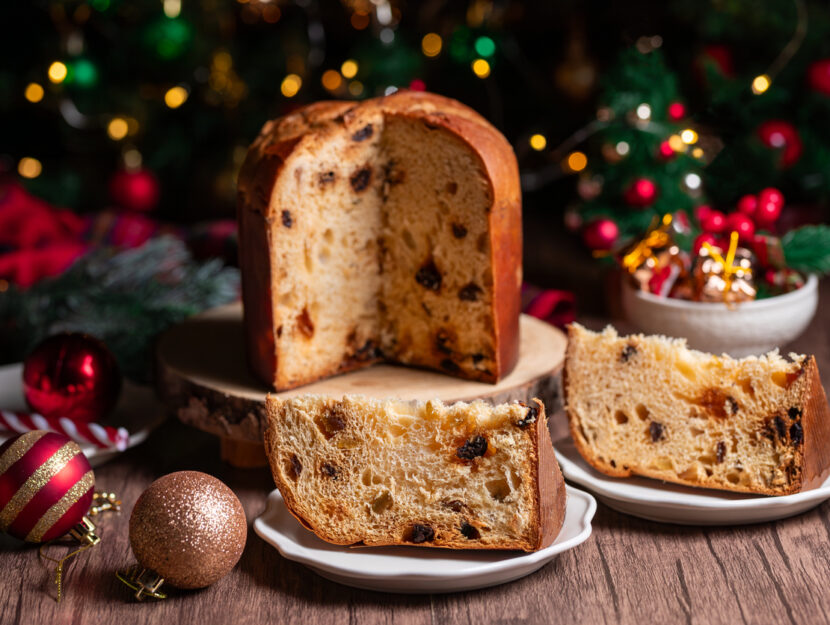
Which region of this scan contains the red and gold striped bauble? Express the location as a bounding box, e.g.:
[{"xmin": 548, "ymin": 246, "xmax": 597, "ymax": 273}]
[{"xmin": 0, "ymin": 430, "xmax": 95, "ymax": 543}]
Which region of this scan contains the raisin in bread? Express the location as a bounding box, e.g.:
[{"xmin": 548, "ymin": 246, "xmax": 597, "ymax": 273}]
[
  {"xmin": 237, "ymin": 90, "xmax": 521, "ymax": 391},
  {"xmin": 564, "ymin": 324, "xmax": 830, "ymax": 495},
  {"xmin": 263, "ymin": 395, "xmax": 565, "ymax": 551}
]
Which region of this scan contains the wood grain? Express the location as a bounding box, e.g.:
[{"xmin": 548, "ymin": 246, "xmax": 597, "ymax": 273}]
[{"xmin": 2, "ymin": 284, "xmax": 830, "ymax": 625}]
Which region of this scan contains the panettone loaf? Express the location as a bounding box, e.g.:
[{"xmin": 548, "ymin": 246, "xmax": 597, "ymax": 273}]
[
  {"xmin": 264, "ymin": 395, "xmax": 566, "ymax": 551},
  {"xmin": 237, "ymin": 91, "xmax": 521, "ymax": 391},
  {"xmin": 564, "ymin": 324, "xmax": 830, "ymax": 495}
]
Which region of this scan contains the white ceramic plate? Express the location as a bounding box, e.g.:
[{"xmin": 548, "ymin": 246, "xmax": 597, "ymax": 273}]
[
  {"xmin": 254, "ymin": 485, "xmax": 596, "ymax": 593},
  {"xmin": 0, "ymin": 363, "xmax": 165, "ymax": 467},
  {"xmin": 555, "ymin": 436, "xmax": 830, "ymax": 525}
]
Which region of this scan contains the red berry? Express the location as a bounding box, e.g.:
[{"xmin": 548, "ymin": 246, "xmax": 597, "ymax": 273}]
[
  {"xmin": 693, "ymin": 233, "xmax": 717, "ymax": 254},
  {"xmin": 701, "ymin": 210, "xmax": 727, "ymax": 234},
  {"xmin": 667, "ymin": 101, "xmax": 686, "ymax": 121},
  {"xmin": 757, "ymin": 187, "xmax": 784, "ymax": 224},
  {"xmin": 582, "ymin": 219, "xmax": 619, "ymax": 251},
  {"xmin": 694, "ymin": 204, "xmax": 712, "ymax": 224},
  {"xmin": 757, "ymin": 120, "xmax": 803, "ymax": 168},
  {"xmin": 736, "ymin": 194, "xmax": 758, "ymax": 217},
  {"xmin": 726, "ymin": 212, "xmax": 755, "ymax": 241}
]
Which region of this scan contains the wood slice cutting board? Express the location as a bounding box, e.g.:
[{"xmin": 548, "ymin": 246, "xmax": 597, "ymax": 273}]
[{"xmin": 157, "ymin": 302, "xmax": 566, "ymax": 466}]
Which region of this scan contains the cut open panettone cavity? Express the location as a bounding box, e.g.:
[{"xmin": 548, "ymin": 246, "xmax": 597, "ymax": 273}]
[
  {"xmin": 563, "ymin": 324, "xmax": 830, "ymax": 495},
  {"xmin": 264, "ymin": 395, "xmax": 566, "ymax": 551}
]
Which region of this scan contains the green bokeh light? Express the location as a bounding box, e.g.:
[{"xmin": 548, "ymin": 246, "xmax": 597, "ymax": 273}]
[
  {"xmin": 72, "ymin": 58, "xmax": 98, "ymax": 87},
  {"xmin": 474, "ymin": 36, "xmax": 495, "ymax": 57}
]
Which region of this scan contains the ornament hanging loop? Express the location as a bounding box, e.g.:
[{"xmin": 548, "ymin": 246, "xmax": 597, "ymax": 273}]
[
  {"xmin": 39, "ymin": 517, "xmax": 101, "ymax": 603},
  {"xmin": 116, "ymin": 565, "xmax": 168, "ymax": 601}
]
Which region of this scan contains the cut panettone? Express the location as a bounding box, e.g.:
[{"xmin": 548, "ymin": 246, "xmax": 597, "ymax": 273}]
[
  {"xmin": 263, "ymin": 395, "xmax": 566, "ymax": 551},
  {"xmin": 563, "ymin": 324, "xmax": 830, "ymax": 495},
  {"xmin": 237, "ymin": 91, "xmax": 521, "ymax": 391}
]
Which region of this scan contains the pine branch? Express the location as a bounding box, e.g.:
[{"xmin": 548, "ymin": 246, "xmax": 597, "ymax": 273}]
[{"xmin": 781, "ymin": 225, "xmax": 830, "ymax": 274}]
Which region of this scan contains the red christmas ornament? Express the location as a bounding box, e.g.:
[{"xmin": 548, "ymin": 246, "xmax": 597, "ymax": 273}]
[
  {"xmin": 109, "ymin": 169, "xmax": 160, "ymax": 212},
  {"xmin": 667, "ymin": 101, "xmax": 686, "ymax": 121},
  {"xmin": 0, "ymin": 431, "xmax": 94, "ymax": 542},
  {"xmin": 624, "ymin": 178, "xmax": 658, "ymax": 207},
  {"xmin": 693, "ymin": 232, "xmax": 717, "ymax": 255},
  {"xmin": 582, "ymin": 218, "xmax": 619, "ymax": 251},
  {"xmin": 757, "ymin": 120, "xmax": 803, "ymax": 168},
  {"xmin": 701, "ymin": 210, "xmax": 727, "ymax": 234},
  {"xmin": 696, "ymin": 44, "xmax": 735, "ymax": 84},
  {"xmin": 726, "ymin": 213, "xmax": 755, "ymax": 241},
  {"xmin": 23, "ymin": 333, "xmax": 122, "ymax": 423},
  {"xmin": 736, "ymin": 194, "xmax": 758, "ymax": 218},
  {"xmin": 408, "ymin": 78, "xmax": 426, "ymax": 91},
  {"xmin": 658, "ymin": 141, "xmax": 675, "ymax": 160},
  {"xmin": 807, "ymin": 59, "xmax": 830, "ymax": 95}
]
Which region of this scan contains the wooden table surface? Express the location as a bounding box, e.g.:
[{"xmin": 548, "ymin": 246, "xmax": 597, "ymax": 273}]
[{"xmin": 2, "ymin": 284, "xmax": 830, "ymax": 625}]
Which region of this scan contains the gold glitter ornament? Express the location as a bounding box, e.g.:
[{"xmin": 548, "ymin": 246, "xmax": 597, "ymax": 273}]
[{"xmin": 121, "ymin": 471, "xmax": 246, "ymax": 598}]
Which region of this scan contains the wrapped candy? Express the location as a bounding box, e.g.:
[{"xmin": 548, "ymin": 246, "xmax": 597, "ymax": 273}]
[
  {"xmin": 693, "ymin": 232, "xmax": 757, "ymax": 304},
  {"xmin": 620, "ymin": 214, "xmax": 690, "ymax": 296}
]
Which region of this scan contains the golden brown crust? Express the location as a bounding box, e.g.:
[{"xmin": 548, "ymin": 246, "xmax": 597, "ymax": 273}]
[
  {"xmin": 238, "ymin": 91, "xmax": 521, "ymax": 390},
  {"xmin": 533, "ymin": 399, "xmax": 567, "ymax": 549},
  {"xmin": 800, "ymin": 357, "xmax": 830, "ymax": 490}
]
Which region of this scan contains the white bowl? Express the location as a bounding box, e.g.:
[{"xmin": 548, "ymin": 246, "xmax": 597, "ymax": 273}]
[{"xmin": 621, "ymin": 274, "xmax": 818, "ymax": 357}]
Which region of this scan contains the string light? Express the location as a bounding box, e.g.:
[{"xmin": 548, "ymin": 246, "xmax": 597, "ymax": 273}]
[
  {"xmin": 18, "ymin": 157, "xmax": 42, "ymax": 179},
  {"xmin": 281, "ymin": 74, "xmax": 302, "ymax": 97},
  {"xmin": 164, "ymin": 85, "xmax": 188, "ymax": 108},
  {"xmin": 752, "ymin": 74, "xmax": 771, "ymax": 95},
  {"xmin": 48, "ymin": 61, "xmax": 68, "ymax": 83},
  {"xmin": 322, "ymin": 70, "xmax": 342, "ymax": 91},
  {"xmin": 692, "ymin": 147, "xmax": 704, "ymax": 159},
  {"xmin": 123, "ymin": 148, "xmax": 142, "ymax": 169},
  {"xmin": 384, "ymin": 86, "xmax": 398, "ymax": 96},
  {"xmin": 474, "ymin": 36, "xmax": 495, "ymax": 58},
  {"xmin": 348, "ymin": 81, "xmax": 364, "ymax": 96},
  {"xmin": 471, "ymin": 59, "xmax": 490, "ymax": 78},
  {"xmin": 680, "ymin": 129, "xmax": 698, "ymax": 144},
  {"xmin": 636, "ymin": 103, "xmax": 651, "ymax": 120},
  {"xmin": 24, "ymin": 83, "xmax": 44, "ymax": 103},
  {"xmin": 421, "ymin": 33, "xmax": 442, "ymax": 57},
  {"xmin": 684, "ymin": 173, "xmax": 702, "ymax": 190},
  {"xmin": 340, "ymin": 59, "xmax": 358, "ymax": 79},
  {"xmin": 163, "ymin": 0, "xmax": 181, "ymax": 18},
  {"xmin": 107, "ymin": 117, "xmax": 129, "ymax": 140},
  {"xmin": 350, "ymin": 11, "xmax": 370, "ymax": 30},
  {"xmin": 566, "ymin": 151, "xmax": 588, "ymax": 172},
  {"xmin": 615, "ymin": 141, "xmax": 630, "ymax": 156},
  {"xmin": 529, "ymin": 134, "xmax": 547, "ymax": 151},
  {"xmin": 379, "ymin": 28, "xmax": 394, "ymax": 44},
  {"xmin": 668, "ymin": 134, "xmax": 684, "ymax": 152}
]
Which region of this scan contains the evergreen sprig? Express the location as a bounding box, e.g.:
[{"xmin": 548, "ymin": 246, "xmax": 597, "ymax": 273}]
[
  {"xmin": 0, "ymin": 236, "xmax": 240, "ymax": 381},
  {"xmin": 781, "ymin": 225, "xmax": 830, "ymax": 274}
]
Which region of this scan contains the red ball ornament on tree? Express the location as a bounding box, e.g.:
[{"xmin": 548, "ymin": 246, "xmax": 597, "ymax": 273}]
[
  {"xmin": 0, "ymin": 431, "xmax": 94, "ymax": 542},
  {"xmin": 726, "ymin": 213, "xmax": 755, "ymax": 241},
  {"xmin": 807, "ymin": 59, "xmax": 830, "ymax": 95},
  {"xmin": 658, "ymin": 141, "xmax": 675, "ymax": 160},
  {"xmin": 694, "ymin": 204, "xmax": 712, "ymax": 224},
  {"xmin": 109, "ymin": 169, "xmax": 160, "ymax": 212},
  {"xmin": 701, "ymin": 210, "xmax": 727, "ymax": 234},
  {"xmin": 736, "ymin": 194, "xmax": 758, "ymax": 218},
  {"xmin": 624, "ymin": 178, "xmax": 658, "ymax": 207},
  {"xmin": 757, "ymin": 120, "xmax": 803, "ymax": 168},
  {"xmin": 667, "ymin": 101, "xmax": 686, "ymax": 121},
  {"xmin": 23, "ymin": 333, "xmax": 122, "ymax": 423},
  {"xmin": 582, "ymin": 218, "xmax": 619, "ymax": 251},
  {"xmin": 693, "ymin": 233, "xmax": 717, "ymax": 255}
]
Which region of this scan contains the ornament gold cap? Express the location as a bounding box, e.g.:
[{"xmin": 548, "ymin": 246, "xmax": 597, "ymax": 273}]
[{"xmin": 116, "ymin": 565, "xmax": 168, "ymax": 601}]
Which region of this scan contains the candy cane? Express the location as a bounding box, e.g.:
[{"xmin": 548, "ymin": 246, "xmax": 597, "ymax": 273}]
[{"xmin": 0, "ymin": 411, "xmax": 129, "ymax": 451}]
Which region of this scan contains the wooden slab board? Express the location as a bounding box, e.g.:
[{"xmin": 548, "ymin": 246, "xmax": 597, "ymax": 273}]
[{"xmin": 156, "ymin": 302, "xmax": 566, "ymax": 466}]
